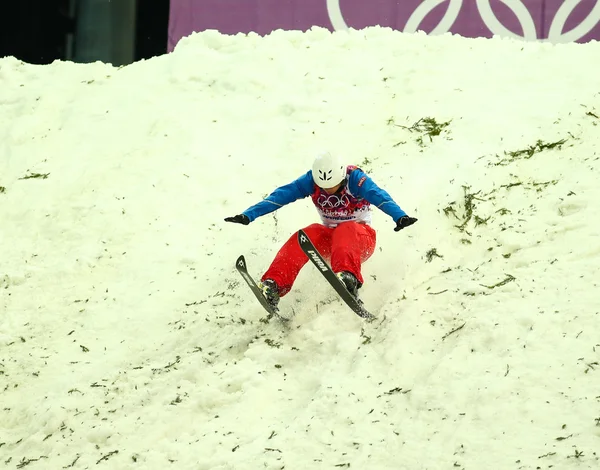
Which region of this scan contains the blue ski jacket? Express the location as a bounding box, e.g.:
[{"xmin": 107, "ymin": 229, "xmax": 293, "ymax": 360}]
[{"xmin": 242, "ymin": 166, "xmax": 407, "ymax": 228}]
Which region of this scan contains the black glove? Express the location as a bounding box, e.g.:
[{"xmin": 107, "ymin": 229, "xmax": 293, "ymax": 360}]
[
  {"xmin": 224, "ymin": 214, "xmax": 250, "ymax": 225},
  {"xmin": 394, "ymin": 215, "xmax": 418, "ymax": 232}
]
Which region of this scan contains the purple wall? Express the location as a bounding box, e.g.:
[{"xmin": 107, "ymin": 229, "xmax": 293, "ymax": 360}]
[{"xmin": 168, "ymin": 0, "xmax": 600, "ymax": 52}]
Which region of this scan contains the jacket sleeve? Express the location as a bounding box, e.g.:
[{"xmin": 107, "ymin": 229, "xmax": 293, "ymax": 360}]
[
  {"xmin": 242, "ymin": 171, "xmax": 315, "ymax": 222},
  {"xmin": 348, "ymin": 168, "xmax": 407, "ymax": 222}
]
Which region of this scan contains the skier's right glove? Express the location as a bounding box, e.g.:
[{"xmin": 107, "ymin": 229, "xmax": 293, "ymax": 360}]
[{"xmin": 225, "ymin": 214, "xmax": 250, "ymax": 225}]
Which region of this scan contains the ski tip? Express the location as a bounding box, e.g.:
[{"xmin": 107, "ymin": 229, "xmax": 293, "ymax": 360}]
[
  {"xmin": 236, "ymin": 255, "xmax": 245, "ymax": 267},
  {"xmin": 297, "ymin": 229, "xmax": 309, "ymax": 244}
]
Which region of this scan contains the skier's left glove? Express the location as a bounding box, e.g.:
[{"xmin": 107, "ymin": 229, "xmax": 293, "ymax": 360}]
[
  {"xmin": 394, "ymin": 215, "xmax": 418, "ymax": 232},
  {"xmin": 225, "ymin": 214, "xmax": 250, "ymax": 225}
]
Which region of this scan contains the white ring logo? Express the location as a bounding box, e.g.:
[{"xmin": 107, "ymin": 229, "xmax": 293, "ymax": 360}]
[
  {"xmin": 404, "ymin": 0, "xmax": 463, "ymax": 35},
  {"xmin": 326, "ymin": 0, "xmax": 349, "ymax": 30},
  {"xmin": 548, "ymin": 0, "xmax": 600, "ymax": 43},
  {"xmin": 476, "ymin": 0, "xmax": 537, "ymax": 40},
  {"xmin": 325, "ymin": 0, "xmax": 600, "ymax": 43},
  {"xmin": 317, "ymin": 194, "xmax": 350, "ymax": 209}
]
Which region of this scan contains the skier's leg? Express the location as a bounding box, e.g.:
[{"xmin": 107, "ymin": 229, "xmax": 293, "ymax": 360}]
[
  {"xmin": 261, "ymin": 223, "xmax": 333, "ymax": 296},
  {"xmin": 330, "ymin": 222, "xmax": 376, "ymax": 286}
]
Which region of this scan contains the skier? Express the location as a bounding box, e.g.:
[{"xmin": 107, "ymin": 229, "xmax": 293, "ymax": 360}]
[{"xmin": 225, "ymin": 151, "xmax": 417, "ymax": 311}]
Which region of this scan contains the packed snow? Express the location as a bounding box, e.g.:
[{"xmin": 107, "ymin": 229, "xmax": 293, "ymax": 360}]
[{"xmin": 1, "ymin": 27, "xmax": 600, "ymax": 470}]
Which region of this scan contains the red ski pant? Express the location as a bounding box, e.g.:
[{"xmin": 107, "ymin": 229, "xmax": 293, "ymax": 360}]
[{"xmin": 261, "ymin": 221, "xmax": 377, "ymax": 297}]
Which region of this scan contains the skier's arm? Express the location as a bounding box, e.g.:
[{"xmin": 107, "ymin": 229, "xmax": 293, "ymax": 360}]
[
  {"xmin": 349, "ymin": 169, "xmax": 408, "ymax": 221},
  {"xmin": 238, "ymin": 171, "xmax": 315, "ymax": 223}
]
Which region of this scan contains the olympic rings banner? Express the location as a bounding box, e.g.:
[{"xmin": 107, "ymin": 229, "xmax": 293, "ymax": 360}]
[{"xmin": 167, "ymin": 0, "xmax": 600, "ymax": 52}]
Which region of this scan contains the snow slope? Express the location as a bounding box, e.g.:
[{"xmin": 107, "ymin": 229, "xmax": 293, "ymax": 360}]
[{"xmin": 1, "ymin": 27, "xmax": 599, "ymax": 469}]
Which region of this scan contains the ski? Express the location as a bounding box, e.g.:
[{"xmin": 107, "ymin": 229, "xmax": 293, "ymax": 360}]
[
  {"xmin": 235, "ymin": 255, "xmax": 288, "ymax": 322},
  {"xmin": 297, "ymin": 230, "xmax": 376, "ymax": 321}
]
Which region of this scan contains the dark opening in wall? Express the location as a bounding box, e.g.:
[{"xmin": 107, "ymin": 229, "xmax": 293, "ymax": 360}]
[
  {"xmin": 0, "ymin": 0, "xmax": 75, "ymax": 64},
  {"xmin": 0, "ymin": 0, "xmax": 170, "ymax": 65},
  {"xmin": 135, "ymin": 0, "xmax": 170, "ymax": 61}
]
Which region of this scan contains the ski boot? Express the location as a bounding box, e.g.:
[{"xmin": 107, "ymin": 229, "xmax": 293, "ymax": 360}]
[
  {"xmin": 336, "ymin": 271, "xmax": 360, "ymax": 299},
  {"xmin": 259, "ymin": 279, "xmax": 280, "ymax": 311}
]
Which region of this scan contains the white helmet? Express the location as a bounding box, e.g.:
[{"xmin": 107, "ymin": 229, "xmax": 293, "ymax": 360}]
[{"xmin": 312, "ymin": 151, "xmax": 346, "ymax": 188}]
